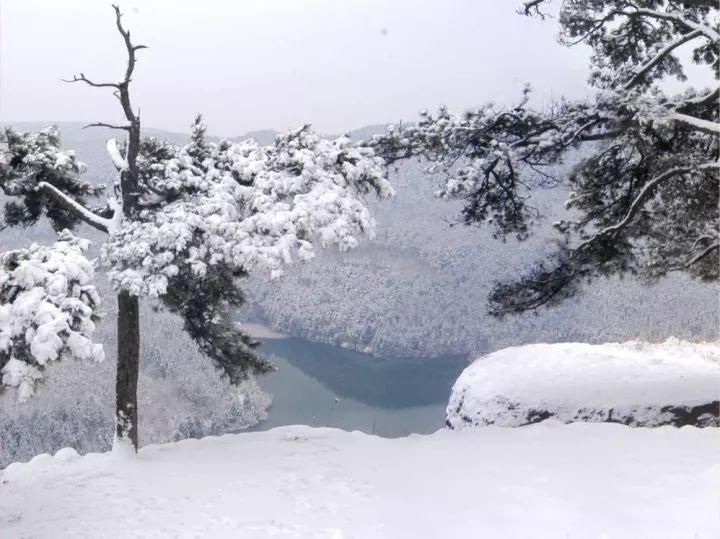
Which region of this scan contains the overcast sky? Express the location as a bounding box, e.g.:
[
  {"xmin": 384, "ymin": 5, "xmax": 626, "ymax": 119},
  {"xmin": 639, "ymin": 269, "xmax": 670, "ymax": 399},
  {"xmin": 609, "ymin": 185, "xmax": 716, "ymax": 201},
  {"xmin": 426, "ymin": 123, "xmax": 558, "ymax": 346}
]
[{"xmin": 1, "ymin": 0, "xmax": 592, "ymax": 137}]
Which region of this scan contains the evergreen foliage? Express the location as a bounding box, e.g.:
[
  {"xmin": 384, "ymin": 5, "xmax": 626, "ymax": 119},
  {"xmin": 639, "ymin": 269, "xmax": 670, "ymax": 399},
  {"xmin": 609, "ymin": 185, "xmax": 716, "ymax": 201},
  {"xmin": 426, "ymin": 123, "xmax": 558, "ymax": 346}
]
[
  {"xmin": 369, "ymin": 0, "xmax": 719, "ymax": 314},
  {"xmin": 0, "ymin": 5, "xmax": 391, "ymax": 453}
]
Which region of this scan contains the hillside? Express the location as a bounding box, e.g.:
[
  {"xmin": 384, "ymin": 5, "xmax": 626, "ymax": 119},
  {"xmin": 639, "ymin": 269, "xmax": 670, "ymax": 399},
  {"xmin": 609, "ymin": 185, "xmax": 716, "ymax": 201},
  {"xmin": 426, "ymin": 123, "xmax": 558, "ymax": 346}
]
[
  {"xmin": 3, "ymin": 121, "xmax": 717, "ymax": 359},
  {"xmin": 242, "ymin": 127, "xmax": 719, "ymax": 357},
  {"xmin": 1, "ymin": 121, "xmax": 717, "ymax": 466}
]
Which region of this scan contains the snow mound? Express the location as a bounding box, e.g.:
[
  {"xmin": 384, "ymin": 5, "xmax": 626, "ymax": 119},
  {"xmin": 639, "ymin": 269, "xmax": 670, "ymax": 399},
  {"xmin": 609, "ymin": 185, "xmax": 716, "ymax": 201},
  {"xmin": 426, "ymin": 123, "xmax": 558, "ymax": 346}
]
[
  {"xmin": 1, "ymin": 424, "xmax": 719, "ymax": 538},
  {"xmin": 446, "ymin": 340, "xmax": 720, "ymax": 429}
]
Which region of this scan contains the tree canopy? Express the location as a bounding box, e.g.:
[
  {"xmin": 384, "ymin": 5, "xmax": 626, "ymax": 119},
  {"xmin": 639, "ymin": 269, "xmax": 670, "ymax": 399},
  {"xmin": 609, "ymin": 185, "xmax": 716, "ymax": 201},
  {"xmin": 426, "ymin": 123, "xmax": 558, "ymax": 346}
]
[
  {"xmin": 370, "ymin": 0, "xmax": 719, "ymax": 314},
  {"xmin": 0, "ymin": 5, "xmax": 392, "ymax": 450}
]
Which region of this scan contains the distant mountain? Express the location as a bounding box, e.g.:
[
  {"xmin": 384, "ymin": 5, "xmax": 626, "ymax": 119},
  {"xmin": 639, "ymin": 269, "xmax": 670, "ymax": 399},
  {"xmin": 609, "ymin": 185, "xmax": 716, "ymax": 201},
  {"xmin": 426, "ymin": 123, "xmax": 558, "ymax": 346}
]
[{"xmin": 231, "ymin": 129, "xmax": 279, "ymax": 146}]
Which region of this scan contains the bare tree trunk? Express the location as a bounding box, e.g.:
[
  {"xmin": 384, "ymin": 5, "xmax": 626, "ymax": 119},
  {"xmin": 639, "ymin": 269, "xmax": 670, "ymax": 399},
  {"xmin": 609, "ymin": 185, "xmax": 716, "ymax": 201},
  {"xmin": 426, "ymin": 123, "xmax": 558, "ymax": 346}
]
[
  {"xmin": 116, "ymin": 291, "xmax": 140, "ymax": 448},
  {"xmin": 104, "ymin": 5, "xmax": 145, "ymax": 450},
  {"xmin": 62, "ymin": 5, "xmax": 147, "ymax": 451}
]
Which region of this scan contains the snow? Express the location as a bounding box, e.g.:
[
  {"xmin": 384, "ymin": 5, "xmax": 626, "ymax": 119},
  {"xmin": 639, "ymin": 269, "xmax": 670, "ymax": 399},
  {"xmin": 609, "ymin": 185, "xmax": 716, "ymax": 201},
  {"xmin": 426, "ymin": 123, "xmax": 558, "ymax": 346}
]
[
  {"xmin": 37, "ymin": 181, "xmax": 115, "ymax": 234},
  {"xmin": 669, "ymin": 112, "xmax": 720, "ymax": 135},
  {"xmin": 103, "ymin": 125, "xmax": 392, "ymax": 297},
  {"xmin": 239, "ymin": 322, "xmax": 289, "ymax": 340},
  {"xmin": 105, "ymin": 138, "xmax": 128, "ymax": 171},
  {"xmin": 0, "ymin": 423, "xmax": 718, "ymax": 538},
  {"xmin": 447, "ymin": 340, "xmax": 720, "ymax": 429},
  {"xmin": 0, "ymin": 231, "xmax": 104, "ymax": 402}
]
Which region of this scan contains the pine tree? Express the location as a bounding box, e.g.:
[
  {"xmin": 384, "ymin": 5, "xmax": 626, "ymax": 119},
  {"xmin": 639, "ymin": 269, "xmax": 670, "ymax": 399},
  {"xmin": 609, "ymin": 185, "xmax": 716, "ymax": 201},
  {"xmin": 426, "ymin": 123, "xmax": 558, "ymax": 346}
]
[
  {"xmin": 369, "ymin": 0, "xmax": 718, "ymax": 315},
  {"xmin": 0, "ymin": 5, "xmax": 392, "ymax": 450}
]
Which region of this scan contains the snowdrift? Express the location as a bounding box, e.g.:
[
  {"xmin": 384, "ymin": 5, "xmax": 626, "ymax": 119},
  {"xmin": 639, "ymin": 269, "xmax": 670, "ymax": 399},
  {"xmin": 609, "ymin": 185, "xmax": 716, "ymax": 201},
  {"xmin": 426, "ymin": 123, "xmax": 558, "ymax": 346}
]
[
  {"xmin": 1, "ymin": 424, "xmax": 719, "ymax": 538},
  {"xmin": 446, "ymin": 340, "xmax": 720, "ymax": 429}
]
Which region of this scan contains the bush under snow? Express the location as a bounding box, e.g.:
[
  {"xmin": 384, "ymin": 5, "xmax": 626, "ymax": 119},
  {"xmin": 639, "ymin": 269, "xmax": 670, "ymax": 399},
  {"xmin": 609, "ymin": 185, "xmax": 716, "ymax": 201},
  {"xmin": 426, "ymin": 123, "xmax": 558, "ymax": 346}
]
[{"xmin": 446, "ymin": 340, "xmax": 720, "ymax": 429}]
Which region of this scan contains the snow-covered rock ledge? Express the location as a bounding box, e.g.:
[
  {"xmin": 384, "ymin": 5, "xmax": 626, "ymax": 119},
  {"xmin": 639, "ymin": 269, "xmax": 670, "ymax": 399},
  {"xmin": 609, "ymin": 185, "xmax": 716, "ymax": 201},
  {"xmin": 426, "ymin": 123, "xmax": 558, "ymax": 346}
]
[{"xmin": 447, "ymin": 340, "xmax": 720, "ymax": 429}]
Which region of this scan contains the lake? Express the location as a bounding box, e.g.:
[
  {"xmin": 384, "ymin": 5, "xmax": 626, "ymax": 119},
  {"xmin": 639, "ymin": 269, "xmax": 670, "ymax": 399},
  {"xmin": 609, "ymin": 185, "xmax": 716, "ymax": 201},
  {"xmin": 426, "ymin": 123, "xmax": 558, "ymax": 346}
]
[{"xmin": 249, "ymin": 333, "xmax": 470, "ymax": 437}]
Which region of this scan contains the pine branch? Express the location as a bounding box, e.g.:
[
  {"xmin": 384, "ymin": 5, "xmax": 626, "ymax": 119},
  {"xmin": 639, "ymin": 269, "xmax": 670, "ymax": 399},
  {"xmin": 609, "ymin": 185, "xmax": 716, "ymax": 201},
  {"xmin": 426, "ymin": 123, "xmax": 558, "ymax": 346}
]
[
  {"xmin": 630, "ymin": 8, "xmax": 720, "ymax": 42},
  {"xmin": 668, "ymin": 113, "xmax": 720, "ymax": 135},
  {"xmin": 37, "ymin": 182, "xmax": 112, "ymax": 233},
  {"xmin": 622, "ymin": 29, "xmax": 703, "ymax": 90},
  {"xmin": 574, "ymin": 161, "xmax": 720, "ymax": 253}
]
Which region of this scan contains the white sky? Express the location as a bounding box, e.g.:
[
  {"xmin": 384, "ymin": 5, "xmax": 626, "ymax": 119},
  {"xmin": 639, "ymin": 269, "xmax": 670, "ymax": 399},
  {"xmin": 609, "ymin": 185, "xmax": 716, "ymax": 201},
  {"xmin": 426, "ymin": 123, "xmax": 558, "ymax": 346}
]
[{"xmin": 0, "ymin": 0, "xmax": 592, "ymax": 137}]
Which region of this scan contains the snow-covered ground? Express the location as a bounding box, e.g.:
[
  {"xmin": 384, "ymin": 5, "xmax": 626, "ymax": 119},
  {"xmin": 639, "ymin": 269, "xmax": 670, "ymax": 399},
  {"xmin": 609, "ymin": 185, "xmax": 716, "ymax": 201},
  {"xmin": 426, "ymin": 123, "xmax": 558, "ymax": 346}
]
[
  {"xmin": 1, "ymin": 423, "xmax": 719, "ymax": 538},
  {"xmin": 239, "ymin": 322, "xmax": 289, "ymax": 340},
  {"xmin": 447, "ymin": 340, "xmax": 720, "ymax": 429}
]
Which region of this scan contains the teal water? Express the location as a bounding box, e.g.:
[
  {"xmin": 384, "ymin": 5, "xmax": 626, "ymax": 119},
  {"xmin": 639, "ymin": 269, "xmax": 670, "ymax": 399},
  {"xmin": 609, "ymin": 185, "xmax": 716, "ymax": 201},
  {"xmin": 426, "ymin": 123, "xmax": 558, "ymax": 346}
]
[{"xmin": 252, "ymin": 337, "xmax": 469, "ymax": 437}]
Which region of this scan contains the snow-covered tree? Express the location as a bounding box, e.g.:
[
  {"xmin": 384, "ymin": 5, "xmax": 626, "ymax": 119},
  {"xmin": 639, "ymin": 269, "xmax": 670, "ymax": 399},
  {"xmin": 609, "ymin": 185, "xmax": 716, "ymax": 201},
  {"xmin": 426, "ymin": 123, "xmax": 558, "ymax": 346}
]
[
  {"xmin": 0, "ymin": 232, "xmax": 104, "ymax": 402},
  {"xmin": 369, "ymin": 0, "xmax": 718, "ymax": 314},
  {"xmin": 0, "ymin": 5, "xmax": 391, "ymax": 450}
]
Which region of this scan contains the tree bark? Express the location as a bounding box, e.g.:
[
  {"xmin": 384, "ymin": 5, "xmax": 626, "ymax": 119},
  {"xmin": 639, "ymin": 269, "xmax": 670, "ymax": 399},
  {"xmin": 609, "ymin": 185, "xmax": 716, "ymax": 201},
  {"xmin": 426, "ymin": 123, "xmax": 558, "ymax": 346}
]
[
  {"xmin": 111, "ymin": 4, "xmax": 144, "ymax": 451},
  {"xmin": 63, "ymin": 5, "xmax": 146, "ymax": 451},
  {"xmin": 116, "ymin": 290, "xmax": 140, "ymax": 448}
]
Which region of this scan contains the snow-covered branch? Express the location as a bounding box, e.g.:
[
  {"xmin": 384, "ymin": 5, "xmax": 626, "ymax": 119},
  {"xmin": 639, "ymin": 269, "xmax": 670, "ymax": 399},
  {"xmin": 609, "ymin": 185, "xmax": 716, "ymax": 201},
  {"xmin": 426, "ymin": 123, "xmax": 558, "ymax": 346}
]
[
  {"xmin": 37, "ymin": 182, "xmax": 113, "ymax": 234},
  {"xmin": 106, "ymin": 138, "xmax": 128, "ymax": 172},
  {"xmin": 679, "ymin": 88, "xmax": 720, "ymax": 108},
  {"xmin": 103, "ymin": 125, "xmax": 392, "ymax": 297},
  {"xmin": 574, "ymin": 161, "xmax": 719, "ymax": 253},
  {"xmin": 631, "ymin": 8, "xmax": 720, "ymax": 42},
  {"xmin": 668, "ymin": 113, "xmax": 720, "ymax": 135},
  {"xmin": 622, "ymin": 29, "xmax": 703, "ymax": 90}
]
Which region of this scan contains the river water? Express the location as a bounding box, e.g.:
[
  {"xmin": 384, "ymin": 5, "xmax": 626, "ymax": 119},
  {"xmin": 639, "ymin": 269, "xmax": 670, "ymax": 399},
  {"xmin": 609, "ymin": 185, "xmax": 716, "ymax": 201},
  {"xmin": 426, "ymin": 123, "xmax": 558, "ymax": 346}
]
[{"xmin": 251, "ymin": 335, "xmax": 469, "ymax": 437}]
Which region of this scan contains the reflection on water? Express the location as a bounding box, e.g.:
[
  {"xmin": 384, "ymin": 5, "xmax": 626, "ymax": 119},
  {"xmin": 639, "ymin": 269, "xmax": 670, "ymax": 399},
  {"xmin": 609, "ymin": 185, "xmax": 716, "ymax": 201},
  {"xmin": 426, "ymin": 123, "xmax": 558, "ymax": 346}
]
[{"xmin": 251, "ymin": 337, "xmax": 469, "ymax": 437}]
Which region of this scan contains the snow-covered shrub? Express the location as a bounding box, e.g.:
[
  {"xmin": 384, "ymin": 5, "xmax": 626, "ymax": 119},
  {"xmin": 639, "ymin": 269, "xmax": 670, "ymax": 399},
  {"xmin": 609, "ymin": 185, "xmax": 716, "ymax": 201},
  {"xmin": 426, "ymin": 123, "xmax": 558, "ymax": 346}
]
[
  {"xmin": 446, "ymin": 340, "xmax": 720, "ymax": 429},
  {"xmin": 0, "ymin": 231, "xmax": 103, "ymax": 402}
]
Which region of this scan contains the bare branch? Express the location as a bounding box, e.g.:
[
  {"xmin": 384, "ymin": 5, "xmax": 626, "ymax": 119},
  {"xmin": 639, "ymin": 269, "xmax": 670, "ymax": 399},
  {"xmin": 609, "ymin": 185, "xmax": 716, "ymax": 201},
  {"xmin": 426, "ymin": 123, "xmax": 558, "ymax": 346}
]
[
  {"xmin": 62, "ymin": 73, "xmax": 119, "ymax": 89},
  {"xmin": 683, "ymin": 243, "xmax": 720, "ymax": 269},
  {"xmin": 111, "ymin": 4, "xmax": 147, "ymax": 85},
  {"xmin": 519, "ymin": 0, "xmax": 551, "ymax": 19},
  {"xmin": 83, "ymin": 122, "xmax": 131, "ymax": 131},
  {"xmin": 579, "ymin": 130, "xmax": 623, "ymax": 142}
]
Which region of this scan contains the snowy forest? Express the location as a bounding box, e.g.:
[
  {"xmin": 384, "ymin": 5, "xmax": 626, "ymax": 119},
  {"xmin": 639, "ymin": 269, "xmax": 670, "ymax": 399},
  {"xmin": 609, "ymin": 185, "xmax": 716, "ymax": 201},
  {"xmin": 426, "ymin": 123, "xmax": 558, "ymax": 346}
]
[{"xmin": 1, "ymin": 1, "xmax": 718, "ymax": 537}]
